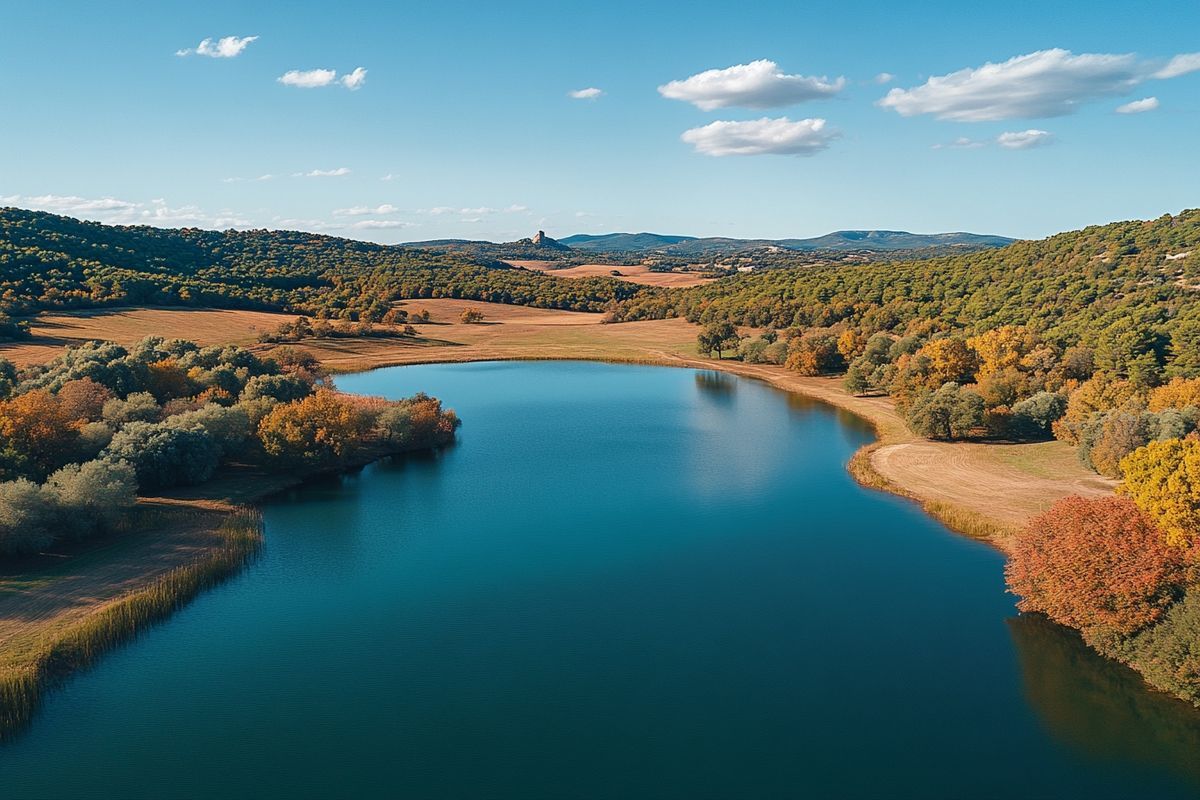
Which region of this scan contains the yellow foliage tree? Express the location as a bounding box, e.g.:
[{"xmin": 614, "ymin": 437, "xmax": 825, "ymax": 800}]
[
  {"xmin": 968, "ymin": 325, "xmax": 1032, "ymax": 380},
  {"xmin": 1148, "ymin": 377, "xmax": 1200, "ymax": 412},
  {"xmin": 917, "ymin": 337, "xmax": 978, "ymax": 385},
  {"xmin": 1118, "ymin": 438, "xmax": 1200, "ymax": 549},
  {"xmin": 836, "ymin": 329, "xmax": 867, "ymax": 362}
]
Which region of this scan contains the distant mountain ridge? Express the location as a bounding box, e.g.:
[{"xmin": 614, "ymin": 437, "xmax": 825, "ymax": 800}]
[{"xmin": 559, "ymin": 230, "xmax": 1015, "ymax": 255}]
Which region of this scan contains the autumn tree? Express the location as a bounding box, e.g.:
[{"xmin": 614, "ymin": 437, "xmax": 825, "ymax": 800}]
[
  {"xmin": 56, "ymin": 378, "xmax": 113, "ymax": 422},
  {"xmin": 968, "ymin": 325, "xmax": 1034, "ymax": 380},
  {"xmin": 459, "ymin": 308, "xmax": 485, "ymax": 324},
  {"xmin": 1006, "ymin": 496, "xmax": 1186, "ymax": 645},
  {"xmin": 1052, "ymin": 373, "xmax": 1143, "ymax": 444},
  {"xmin": 784, "ymin": 332, "xmax": 842, "ymax": 376},
  {"xmin": 916, "ymin": 337, "xmax": 978, "ymax": 385},
  {"xmin": 1148, "ymin": 377, "xmax": 1200, "ymax": 412},
  {"xmin": 1119, "ymin": 438, "xmax": 1200, "ymax": 549},
  {"xmin": 0, "ymin": 389, "xmax": 81, "ymax": 478},
  {"xmin": 836, "ymin": 329, "xmax": 867, "ymax": 362},
  {"xmin": 257, "ymin": 390, "xmax": 374, "ymax": 466}
]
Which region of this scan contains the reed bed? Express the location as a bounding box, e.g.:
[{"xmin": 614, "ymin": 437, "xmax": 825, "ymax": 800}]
[{"xmin": 0, "ymin": 509, "xmax": 263, "ymax": 739}]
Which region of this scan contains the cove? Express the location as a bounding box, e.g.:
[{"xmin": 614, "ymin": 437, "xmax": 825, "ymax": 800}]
[{"xmin": 2, "ymin": 360, "xmax": 1200, "ymax": 799}]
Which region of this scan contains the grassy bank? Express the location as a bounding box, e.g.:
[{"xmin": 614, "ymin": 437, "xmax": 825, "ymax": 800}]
[{"xmin": 0, "ymin": 509, "xmax": 263, "ymax": 739}]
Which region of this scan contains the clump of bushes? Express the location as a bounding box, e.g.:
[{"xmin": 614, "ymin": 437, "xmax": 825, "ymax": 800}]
[{"xmin": 0, "ymin": 336, "xmax": 461, "ymax": 557}]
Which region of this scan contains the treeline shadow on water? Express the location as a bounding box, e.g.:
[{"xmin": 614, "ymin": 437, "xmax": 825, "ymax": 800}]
[{"xmin": 1008, "ymin": 614, "xmax": 1200, "ymax": 788}]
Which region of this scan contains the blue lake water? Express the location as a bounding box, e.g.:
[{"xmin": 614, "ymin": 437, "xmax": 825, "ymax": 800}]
[{"xmin": 3, "ymin": 361, "xmax": 1200, "ymax": 798}]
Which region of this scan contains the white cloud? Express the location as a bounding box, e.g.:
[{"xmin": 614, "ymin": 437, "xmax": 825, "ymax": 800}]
[
  {"xmin": 1116, "ymin": 96, "xmax": 1160, "ymax": 114},
  {"xmin": 997, "ymin": 129, "xmax": 1054, "ymax": 149},
  {"xmin": 505, "ymin": 204, "xmax": 528, "ymax": 213},
  {"xmin": 931, "ymin": 136, "xmax": 986, "ymax": 150},
  {"xmin": 351, "ymin": 219, "xmax": 413, "ymax": 230},
  {"xmin": 880, "ymin": 49, "xmax": 1148, "ymax": 121},
  {"xmin": 380, "ymin": 174, "xmax": 397, "ymax": 181},
  {"xmin": 422, "ymin": 206, "xmax": 456, "ymax": 215},
  {"xmin": 659, "ymin": 60, "xmax": 844, "ymax": 110},
  {"xmin": 2, "ymin": 193, "xmax": 253, "ymax": 229},
  {"xmin": 459, "ymin": 206, "xmax": 496, "ymax": 215},
  {"xmin": 294, "ymin": 167, "xmax": 351, "ymax": 177},
  {"xmin": 569, "ymin": 87, "xmax": 604, "ymax": 100},
  {"xmin": 1154, "ymin": 53, "xmax": 1200, "ymax": 79},
  {"xmin": 333, "ymin": 204, "xmax": 399, "ymax": 216},
  {"xmin": 176, "ymin": 35, "xmax": 258, "ymax": 58},
  {"xmin": 278, "ymin": 68, "xmax": 367, "ymax": 90},
  {"xmin": 278, "ymin": 69, "xmax": 337, "ymax": 88},
  {"xmin": 680, "ymin": 117, "xmax": 838, "ymax": 156},
  {"xmin": 340, "ymin": 67, "xmax": 368, "ymax": 90},
  {"xmin": 874, "ymin": 72, "xmax": 895, "ymax": 84}
]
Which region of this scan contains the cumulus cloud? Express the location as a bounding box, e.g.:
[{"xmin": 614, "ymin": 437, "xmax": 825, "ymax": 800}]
[
  {"xmin": 1, "ymin": 194, "xmax": 251, "ymax": 229},
  {"xmin": 294, "ymin": 167, "xmax": 351, "ymax": 177},
  {"xmin": 680, "ymin": 117, "xmax": 838, "ymax": 157},
  {"xmin": 568, "ymin": 87, "xmax": 604, "ymax": 100},
  {"xmin": 1116, "ymin": 96, "xmax": 1160, "ymax": 114},
  {"xmin": 340, "ymin": 67, "xmax": 368, "ymax": 90},
  {"xmin": 659, "ymin": 60, "xmax": 844, "ymax": 110},
  {"xmin": 1155, "ymin": 53, "xmax": 1200, "ymax": 79},
  {"xmin": 176, "ymin": 35, "xmax": 258, "ymax": 58},
  {"xmin": 874, "ymin": 72, "xmax": 895, "ymax": 84},
  {"xmin": 278, "ymin": 68, "xmax": 367, "ymax": 90},
  {"xmin": 351, "ymin": 219, "xmax": 413, "ymax": 230},
  {"xmin": 931, "ymin": 136, "xmax": 986, "ymax": 150},
  {"xmin": 333, "ymin": 204, "xmax": 399, "ymax": 216},
  {"xmin": 996, "ymin": 129, "xmax": 1054, "ymax": 149},
  {"xmin": 879, "ymin": 49, "xmax": 1151, "ymax": 121}
]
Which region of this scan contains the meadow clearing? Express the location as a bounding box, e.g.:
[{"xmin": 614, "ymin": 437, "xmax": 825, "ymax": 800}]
[{"xmin": 506, "ymin": 260, "xmax": 717, "ymax": 288}]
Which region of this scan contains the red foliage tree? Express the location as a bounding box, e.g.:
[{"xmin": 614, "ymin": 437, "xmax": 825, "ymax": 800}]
[{"xmin": 1005, "ymin": 496, "xmax": 1185, "ymax": 644}]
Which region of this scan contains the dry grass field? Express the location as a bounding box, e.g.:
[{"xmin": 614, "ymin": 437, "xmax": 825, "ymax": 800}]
[
  {"xmin": 289, "ymin": 298, "xmax": 701, "ymax": 372},
  {"xmin": 0, "ymin": 307, "xmax": 295, "ymax": 366},
  {"xmin": 507, "ymin": 260, "xmax": 716, "ymax": 288}
]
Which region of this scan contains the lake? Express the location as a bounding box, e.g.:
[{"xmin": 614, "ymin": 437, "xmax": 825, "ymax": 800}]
[{"xmin": 4, "ymin": 361, "xmax": 1200, "ymax": 798}]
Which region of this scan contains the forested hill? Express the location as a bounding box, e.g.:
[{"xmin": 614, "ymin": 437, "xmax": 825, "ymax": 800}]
[
  {"xmin": 0, "ymin": 207, "xmax": 650, "ymax": 320},
  {"xmin": 613, "ymin": 209, "xmax": 1200, "ymax": 376}
]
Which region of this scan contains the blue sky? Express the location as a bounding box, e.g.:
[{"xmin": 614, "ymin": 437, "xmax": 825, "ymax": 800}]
[{"xmin": 2, "ymin": 0, "xmax": 1197, "ymax": 243}]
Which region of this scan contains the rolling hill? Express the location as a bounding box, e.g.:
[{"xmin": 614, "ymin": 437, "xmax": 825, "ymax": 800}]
[{"xmin": 559, "ymin": 230, "xmax": 1015, "ymax": 255}]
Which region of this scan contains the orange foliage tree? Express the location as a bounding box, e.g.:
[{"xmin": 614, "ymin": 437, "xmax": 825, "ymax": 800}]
[
  {"xmin": 1148, "ymin": 377, "xmax": 1200, "ymax": 412},
  {"xmin": 0, "ymin": 389, "xmax": 81, "ymax": 477},
  {"xmin": 257, "ymin": 390, "xmax": 373, "ymax": 466},
  {"xmin": 1006, "ymin": 496, "xmax": 1185, "ymax": 645}
]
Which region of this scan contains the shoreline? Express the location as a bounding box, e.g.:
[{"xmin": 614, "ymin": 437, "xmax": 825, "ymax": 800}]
[
  {"xmin": 0, "ymin": 328, "xmax": 1127, "ymax": 737},
  {"xmin": 323, "ymin": 351, "xmax": 1074, "ymax": 550}
]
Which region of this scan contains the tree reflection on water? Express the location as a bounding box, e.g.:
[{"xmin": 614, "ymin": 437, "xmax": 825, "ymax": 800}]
[{"xmin": 1008, "ymin": 613, "xmax": 1200, "ymax": 789}]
